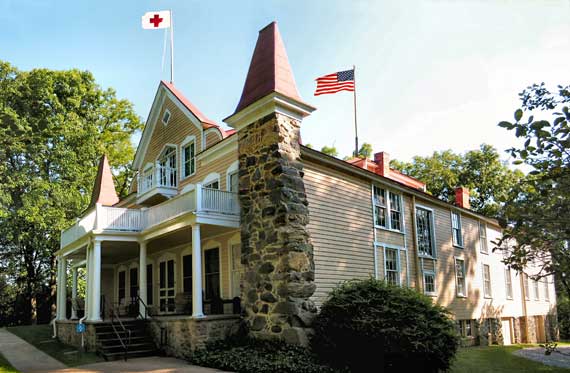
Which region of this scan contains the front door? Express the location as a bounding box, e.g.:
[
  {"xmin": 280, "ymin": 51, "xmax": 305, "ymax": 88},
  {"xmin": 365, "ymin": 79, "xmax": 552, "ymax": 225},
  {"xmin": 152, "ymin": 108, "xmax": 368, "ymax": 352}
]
[
  {"xmin": 159, "ymin": 259, "xmax": 176, "ymax": 313},
  {"xmin": 501, "ymin": 318, "xmax": 512, "ymax": 345}
]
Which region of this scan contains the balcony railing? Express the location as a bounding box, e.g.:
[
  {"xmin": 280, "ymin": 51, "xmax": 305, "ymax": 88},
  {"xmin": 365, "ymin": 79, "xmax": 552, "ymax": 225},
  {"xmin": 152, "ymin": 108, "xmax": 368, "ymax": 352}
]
[
  {"xmin": 138, "ymin": 164, "xmax": 178, "ymax": 196},
  {"xmin": 61, "ymin": 185, "xmax": 239, "ymax": 249}
]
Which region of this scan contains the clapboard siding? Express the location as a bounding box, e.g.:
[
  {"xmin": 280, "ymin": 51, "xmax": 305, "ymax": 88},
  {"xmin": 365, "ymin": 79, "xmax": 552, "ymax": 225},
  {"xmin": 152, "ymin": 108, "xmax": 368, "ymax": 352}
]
[{"xmin": 304, "ymin": 161, "xmax": 374, "ymax": 305}]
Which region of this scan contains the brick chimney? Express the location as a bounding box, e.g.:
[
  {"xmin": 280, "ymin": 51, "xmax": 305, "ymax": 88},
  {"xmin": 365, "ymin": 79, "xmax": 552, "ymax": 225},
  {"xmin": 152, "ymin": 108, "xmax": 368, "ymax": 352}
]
[
  {"xmin": 374, "ymin": 152, "xmax": 390, "ymax": 176},
  {"xmin": 455, "ymin": 187, "xmax": 470, "ymax": 209}
]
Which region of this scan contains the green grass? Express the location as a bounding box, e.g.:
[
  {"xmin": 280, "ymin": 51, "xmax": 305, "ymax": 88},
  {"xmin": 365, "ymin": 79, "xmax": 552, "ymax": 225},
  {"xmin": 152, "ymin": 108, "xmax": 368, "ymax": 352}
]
[
  {"xmin": 6, "ymin": 325, "xmax": 104, "ymax": 367},
  {"xmin": 0, "ymin": 352, "xmax": 19, "ymax": 373},
  {"xmin": 451, "ymin": 344, "xmax": 570, "ymax": 373}
]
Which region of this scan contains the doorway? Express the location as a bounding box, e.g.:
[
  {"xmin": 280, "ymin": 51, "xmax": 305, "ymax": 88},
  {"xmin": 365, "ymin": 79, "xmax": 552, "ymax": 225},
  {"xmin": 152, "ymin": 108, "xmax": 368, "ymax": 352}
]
[{"xmin": 159, "ymin": 258, "xmax": 175, "ymax": 313}]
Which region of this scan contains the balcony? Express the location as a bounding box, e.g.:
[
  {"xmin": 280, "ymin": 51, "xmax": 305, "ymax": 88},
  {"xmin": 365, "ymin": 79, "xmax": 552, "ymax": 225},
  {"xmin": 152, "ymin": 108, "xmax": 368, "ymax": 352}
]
[
  {"xmin": 137, "ymin": 164, "xmax": 178, "ymax": 204},
  {"xmin": 61, "ymin": 186, "xmax": 240, "ymax": 249}
]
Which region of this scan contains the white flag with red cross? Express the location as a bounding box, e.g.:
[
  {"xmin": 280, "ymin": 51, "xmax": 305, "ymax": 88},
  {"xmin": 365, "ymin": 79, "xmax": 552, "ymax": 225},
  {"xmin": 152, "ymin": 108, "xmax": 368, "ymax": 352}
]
[{"xmin": 141, "ymin": 11, "xmax": 171, "ymax": 29}]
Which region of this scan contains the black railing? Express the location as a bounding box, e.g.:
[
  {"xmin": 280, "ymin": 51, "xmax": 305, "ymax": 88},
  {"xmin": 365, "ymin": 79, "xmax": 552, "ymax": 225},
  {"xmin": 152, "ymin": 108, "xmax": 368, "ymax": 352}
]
[{"xmin": 109, "ymin": 303, "xmax": 132, "ymax": 361}]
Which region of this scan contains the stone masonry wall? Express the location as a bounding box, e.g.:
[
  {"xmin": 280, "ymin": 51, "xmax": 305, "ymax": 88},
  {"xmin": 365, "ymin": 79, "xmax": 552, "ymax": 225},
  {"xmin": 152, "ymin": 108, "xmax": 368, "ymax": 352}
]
[
  {"xmin": 238, "ymin": 112, "xmax": 317, "ymax": 345},
  {"xmin": 56, "ymin": 321, "xmax": 97, "ymax": 351}
]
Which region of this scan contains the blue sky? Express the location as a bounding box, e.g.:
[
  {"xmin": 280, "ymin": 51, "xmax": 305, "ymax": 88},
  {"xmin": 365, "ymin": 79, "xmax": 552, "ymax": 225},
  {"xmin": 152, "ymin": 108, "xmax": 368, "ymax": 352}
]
[{"xmin": 1, "ymin": 0, "xmax": 569, "ymax": 164}]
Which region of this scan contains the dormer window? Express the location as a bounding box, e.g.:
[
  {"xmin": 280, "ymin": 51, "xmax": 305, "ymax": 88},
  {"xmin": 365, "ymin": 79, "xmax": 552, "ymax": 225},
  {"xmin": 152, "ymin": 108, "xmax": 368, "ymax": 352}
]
[{"xmin": 162, "ymin": 109, "xmax": 171, "ymax": 125}]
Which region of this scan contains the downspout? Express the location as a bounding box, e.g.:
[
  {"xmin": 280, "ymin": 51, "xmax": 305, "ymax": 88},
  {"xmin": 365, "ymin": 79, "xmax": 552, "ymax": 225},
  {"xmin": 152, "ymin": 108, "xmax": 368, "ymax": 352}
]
[{"xmin": 371, "ymin": 185, "xmax": 379, "ymax": 279}]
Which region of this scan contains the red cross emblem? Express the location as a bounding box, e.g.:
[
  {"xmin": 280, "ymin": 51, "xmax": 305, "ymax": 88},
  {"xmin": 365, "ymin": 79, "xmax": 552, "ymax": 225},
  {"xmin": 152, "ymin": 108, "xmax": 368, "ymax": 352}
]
[{"xmin": 149, "ymin": 14, "xmax": 163, "ymax": 28}]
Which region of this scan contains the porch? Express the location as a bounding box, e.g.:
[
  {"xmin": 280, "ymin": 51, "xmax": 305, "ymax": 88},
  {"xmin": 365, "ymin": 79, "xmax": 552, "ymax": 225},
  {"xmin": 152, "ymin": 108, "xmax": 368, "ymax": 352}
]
[{"xmin": 55, "ymin": 184, "xmax": 243, "ymax": 324}]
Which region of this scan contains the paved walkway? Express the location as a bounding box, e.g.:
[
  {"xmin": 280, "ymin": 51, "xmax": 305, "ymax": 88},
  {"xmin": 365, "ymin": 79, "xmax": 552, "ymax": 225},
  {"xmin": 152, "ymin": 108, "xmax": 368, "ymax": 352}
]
[
  {"xmin": 514, "ymin": 346, "xmax": 570, "ymax": 368},
  {"xmin": 0, "ymin": 328, "xmax": 225, "ymax": 373}
]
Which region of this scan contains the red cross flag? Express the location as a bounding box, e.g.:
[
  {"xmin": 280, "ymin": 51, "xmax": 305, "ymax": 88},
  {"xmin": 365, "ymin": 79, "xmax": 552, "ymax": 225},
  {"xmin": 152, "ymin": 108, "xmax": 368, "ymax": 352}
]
[{"xmin": 142, "ymin": 10, "xmax": 171, "ymax": 29}]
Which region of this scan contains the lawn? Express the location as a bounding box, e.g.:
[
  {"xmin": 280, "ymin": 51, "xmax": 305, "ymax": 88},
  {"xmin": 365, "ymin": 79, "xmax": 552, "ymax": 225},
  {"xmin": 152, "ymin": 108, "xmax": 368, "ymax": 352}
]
[
  {"xmin": 0, "ymin": 352, "xmax": 19, "ymax": 373},
  {"xmin": 6, "ymin": 324, "xmax": 104, "ymax": 367},
  {"xmin": 451, "ymin": 344, "xmax": 570, "ymax": 373}
]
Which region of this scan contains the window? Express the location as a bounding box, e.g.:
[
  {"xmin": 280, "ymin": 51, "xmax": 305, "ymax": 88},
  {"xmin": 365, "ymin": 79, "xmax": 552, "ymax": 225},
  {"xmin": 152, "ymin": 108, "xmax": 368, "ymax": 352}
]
[
  {"xmin": 146, "ymin": 264, "xmax": 153, "ymax": 305},
  {"xmin": 373, "ymin": 186, "xmax": 387, "ymax": 228},
  {"xmin": 389, "ymin": 193, "xmax": 402, "ymax": 231},
  {"xmin": 182, "ymin": 254, "xmax": 192, "ymax": 294},
  {"xmin": 479, "ymin": 222, "xmax": 488, "ymax": 254},
  {"xmin": 416, "ymin": 207, "xmax": 435, "ymax": 257},
  {"xmin": 203, "ymin": 180, "xmax": 220, "ymax": 190},
  {"xmin": 455, "ymin": 259, "xmax": 466, "ymax": 297},
  {"xmin": 130, "ymin": 267, "xmax": 138, "ymax": 300},
  {"xmin": 534, "ymin": 279, "xmax": 540, "ymax": 301},
  {"xmin": 231, "ymin": 243, "xmax": 243, "ymax": 297},
  {"xmin": 385, "ymin": 248, "xmax": 400, "ymax": 285},
  {"xmin": 544, "ymin": 279, "xmax": 550, "ymax": 301},
  {"xmin": 423, "ymin": 272, "xmax": 436, "ymax": 295},
  {"xmin": 229, "ymin": 172, "xmax": 239, "ymax": 192},
  {"xmin": 118, "ymin": 270, "xmax": 126, "ymax": 303},
  {"xmin": 161, "ymin": 109, "xmax": 171, "ymax": 125},
  {"xmin": 451, "ymin": 212, "xmax": 463, "ymax": 247},
  {"xmin": 459, "ymin": 320, "xmax": 473, "ymax": 337},
  {"xmin": 483, "ymin": 264, "xmax": 492, "ymax": 298},
  {"xmin": 158, "ymin": 147, "xmax": 177, "ymax": 187},
  {"xmin": 524, "ymin": 274, "xmax": 530, "ymax": 300},
  {"xmin": 205, "ymin": 248, "xmax": 220, "ymax": 300},
  {"xmin": 505, "ymin": 268, "xmax": 513, "ymax": 299},
  {"xmin": 182, "ymin": 141, "xmax": 196, "ymax": 178},
  {"xmin": 373, "ymin": 186, "xmax": 403, "ymax": 232}
]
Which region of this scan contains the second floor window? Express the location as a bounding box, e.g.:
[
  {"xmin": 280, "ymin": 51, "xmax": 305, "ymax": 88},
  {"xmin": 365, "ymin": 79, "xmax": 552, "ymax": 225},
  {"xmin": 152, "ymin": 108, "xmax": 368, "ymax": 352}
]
[
  {"xmin": 505, "ymin": 268, "xmax": 513, "ymax": 299},
  {"xmin": 544, "ymin": 279, "xmax": 550, "ymax": 301},
  {"xmin": 524, "ymin": 274, "xmax": 530, "ymax": 300},
  {"xmin": 182, "ymin": 141, "xmax": 196, "ymax": 178},
  {"xmin": 416, "ymin": 207, "xmax": 435, "ymax": 257},
  {"xmin": 483, "ymin": 264, "xmax": 492, "ymax": 298},
  {"xmin": 451, "ymin": 212, "xmax": 463, "ymax": 247},
  {"xmin": 455, "ymin": 259, "xmax": 466, "ymax": 297},
  {"xmin": 158, "ymin": 147, "xmax": 177, "ymax": 187},
  {"xmin": 479, "ymin": 222, "xmax": 488, "ymax": 254},
  {"xmin": 534, "ymin": 279, "xmax": 540, "ymax": 300},
  {"xmin": 373, "ymin": 186, "xmax": 403, "ymax": 231}
]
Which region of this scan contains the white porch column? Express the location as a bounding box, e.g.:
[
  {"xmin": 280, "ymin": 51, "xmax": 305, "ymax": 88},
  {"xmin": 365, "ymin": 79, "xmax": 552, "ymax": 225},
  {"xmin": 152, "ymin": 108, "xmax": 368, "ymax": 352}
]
[
  {"xmin": 192, "ymin": 224, "xmax": 204, "ymax": 318},
  {"xmin": 56, "ymin": 256, "xmax": 67, "ymax": 320},
  {"xmin": 90, "ymin": 240, "xmax": 102, "ymax": 321},
  {"xmin": 139, "ymin": 241, "xmax": 147, "ymax": 316},
  {"xmin": 71, "ymin": 266, "xmax": 78, "ymax": 319},
  {"xmin": 85, "ymin": 245, "xmax": 91, "ymax": 320}
]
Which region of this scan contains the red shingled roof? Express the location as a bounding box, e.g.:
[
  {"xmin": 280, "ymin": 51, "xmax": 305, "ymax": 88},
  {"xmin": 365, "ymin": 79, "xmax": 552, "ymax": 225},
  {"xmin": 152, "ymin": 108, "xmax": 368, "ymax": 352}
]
[
  {"xmin": 161, "ymin": 80, "xmax": 219, "ymax": 128},
  {"xmin": 89, "ymin": 155, "xmax": 120, "ymax": 208},
  {"xmin": 233, "ymin": 21, "xmax": 306, "ymax": 113}
]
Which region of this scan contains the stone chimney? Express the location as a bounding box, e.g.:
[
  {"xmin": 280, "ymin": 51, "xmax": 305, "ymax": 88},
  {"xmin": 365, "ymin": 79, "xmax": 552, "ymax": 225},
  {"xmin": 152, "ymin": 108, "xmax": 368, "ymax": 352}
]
[
  {"xmin": 224, "ymin": 21, "xmax": 317, "ymax": 345},
  {"xmin": 455, "ymin": 186, "xmax": 470, "ymax": 209},
  {"xmin": 374, "ymin": 151, "xmax": 390, "ymax": 176},
  {"xmin": 89, "ymin": 155, "xmax": 119, "ymax": 208}
]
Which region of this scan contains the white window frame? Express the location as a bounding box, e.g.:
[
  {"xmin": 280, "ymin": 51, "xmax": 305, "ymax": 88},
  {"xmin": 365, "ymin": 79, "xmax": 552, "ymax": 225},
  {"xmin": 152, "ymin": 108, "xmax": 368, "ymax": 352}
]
[
  {"xmin": 483, "ymin": 264, "xmax": 492, "ymax": 298},
  {"xmin": 372, "ymin": 185, "xmax": 403, "ymax": 233},
  {"xmin": 423, "ymin": 270, "xmax": 436, "ymax": 296},
  {"xmin": 534, "ymin": 279, "xmax": 540, "ymax": 301},
  {"xmin": 505, "ymin": 268, "xmax": 513, "ymax": 300},
  {"xmin": 226, "ymin": 160, "xmax": 239, "ymax": 192},
  {"xmin": 229, "ymin": 235, "xmax": 243, "ymax": 299},
  {"xmin": 544, "ymin": 278, "xmax": 550, "ymax": 301},
  {"xmin": 459, "ymin": 320, "xmax": 473, "ymax": 337},
  {"xmin": 415, "ymin": 204, "xmax": 437, "ymax": 258},
  {"xmin": 384, "ymin": 246, "xmax": 401, "ymax": 286},
  {"xmin": 479, "ymin": 221, "xmax": 488, "ymax": 254},
  {"xmin": 454, "ymin": 258, "xmax": 467, "ymax": 297},
  {"xmin": 181, "ymin": 135, "xmax": 197, "ymax": 179},
  {"xmin": 451, "ymin": 211, "xmax": 464, "ymax": 248},
  {"xmin": 524, "ymin": 274, "xmax": 530, "ymax": 300},
  {"xmin": 161, "ymin": 109, "xmax": 171, "ymax": 125},
  {"xmin": 202, "ymin": 172, "xmax": 220, "ymax": 190}
]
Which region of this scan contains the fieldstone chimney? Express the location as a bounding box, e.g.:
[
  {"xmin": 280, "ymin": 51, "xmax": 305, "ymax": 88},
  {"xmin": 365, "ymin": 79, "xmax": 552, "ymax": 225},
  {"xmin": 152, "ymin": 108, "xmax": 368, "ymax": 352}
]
[
  {"xmin": 224, "ymin": 21, "xmax": 317, "ymax": 345},
  {"xmin": 89, "ymin": 155, "xmax": 119, "ymax": 208},
  {"xmin": 374, "ymin": 151, "xmax": 390, "ymax": 176},
  {"xmin": 455, "ymin": 186, "xmax": 470, "ymax": 209}
]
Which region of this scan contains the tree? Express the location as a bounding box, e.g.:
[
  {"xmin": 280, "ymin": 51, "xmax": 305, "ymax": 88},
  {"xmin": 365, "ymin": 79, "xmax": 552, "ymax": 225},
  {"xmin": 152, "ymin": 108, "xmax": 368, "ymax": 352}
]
[
  {"xmin": 495, "ymin": 83, "xmax": 570, "ymax": 297},
  {"xmin": 357, "ymin": 142, "xmax": 373, "ymax": 158},
  {"xmin": 321, "ymin": 145, "xmax": 338, "ymax": 157},
  {"xmin": 0, "ymin": 61, "xmax": 142, "ymax": 324},
  {"xmin": 390, "ymin": 145, "xmax": 523, "ymax": 217}
]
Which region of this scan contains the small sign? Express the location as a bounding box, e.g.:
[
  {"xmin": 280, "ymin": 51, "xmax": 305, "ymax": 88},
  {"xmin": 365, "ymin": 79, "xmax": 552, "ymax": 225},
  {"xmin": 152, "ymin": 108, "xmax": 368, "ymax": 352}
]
[{"xmin": 76, "ymin": 323, "xmax": 86, "ymax": 333}]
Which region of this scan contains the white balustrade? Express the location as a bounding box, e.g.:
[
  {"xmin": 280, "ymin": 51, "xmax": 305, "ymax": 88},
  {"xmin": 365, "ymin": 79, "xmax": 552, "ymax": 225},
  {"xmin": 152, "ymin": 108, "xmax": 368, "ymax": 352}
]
[
  {"xmin": 138, "ymin": 164, "xmax": 178, "ymax": 195},
  {"xmin": 61, "ymin": 186, "xmax": 239, "ymax": 248}
]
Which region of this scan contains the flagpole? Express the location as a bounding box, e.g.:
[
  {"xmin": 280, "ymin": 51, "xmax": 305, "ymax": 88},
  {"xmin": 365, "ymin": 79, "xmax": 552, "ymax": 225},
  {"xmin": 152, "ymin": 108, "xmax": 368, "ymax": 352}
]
[
  {"xmin": 353, "ymin": 65, "xmax": 359, "ymax": 157},
  {"xmin": 170, "ymin": 9, "xmax": 174, "ymax": 83}
]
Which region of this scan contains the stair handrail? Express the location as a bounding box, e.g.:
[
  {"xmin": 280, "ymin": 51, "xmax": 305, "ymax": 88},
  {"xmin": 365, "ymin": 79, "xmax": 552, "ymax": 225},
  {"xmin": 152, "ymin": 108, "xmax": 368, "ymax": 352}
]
[
  {"xmin": 109, "ymin": 303, "xmax": 131, "ymax": 361},
  {"xmin": 135, "ymin": 295, "xmax": 150, "ymax": 320}
]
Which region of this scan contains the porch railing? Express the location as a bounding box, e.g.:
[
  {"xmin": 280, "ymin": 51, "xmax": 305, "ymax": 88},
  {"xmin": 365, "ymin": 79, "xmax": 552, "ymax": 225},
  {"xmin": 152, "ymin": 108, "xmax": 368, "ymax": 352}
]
[
  {"xmin": 60, "ymin": 185, "xmax": 239, "ymax": 248},
  {"xmin": 137, "ymin": 164, "xmax": 178, "ymax": 196}
]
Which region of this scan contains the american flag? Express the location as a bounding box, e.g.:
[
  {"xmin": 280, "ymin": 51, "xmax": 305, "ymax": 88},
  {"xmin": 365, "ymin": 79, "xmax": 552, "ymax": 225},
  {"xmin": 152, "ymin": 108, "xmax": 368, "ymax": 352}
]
[{"xmin": 314, "ymin": 69, "xmax": 355, "ymax": 96}]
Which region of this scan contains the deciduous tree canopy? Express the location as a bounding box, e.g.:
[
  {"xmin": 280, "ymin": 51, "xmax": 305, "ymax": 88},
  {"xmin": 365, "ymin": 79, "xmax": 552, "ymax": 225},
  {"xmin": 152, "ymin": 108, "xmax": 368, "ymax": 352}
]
[{"xmin": 0, "ymin": 61, "xmax": 142, "ymax": 325}]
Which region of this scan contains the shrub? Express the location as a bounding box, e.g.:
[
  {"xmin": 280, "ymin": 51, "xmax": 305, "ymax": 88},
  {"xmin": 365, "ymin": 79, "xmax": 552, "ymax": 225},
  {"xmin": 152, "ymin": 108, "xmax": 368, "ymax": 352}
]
[
  {"xmin": 557, "ymin": 298, "xmax": 570, "ymax": 339},
  {"xmin": 311, "ymin": 278, "xmax": 460, "ymax": 372},
  {"xmin": 189, "ymin": 336, "xmax": 346, "ymax": 373}
]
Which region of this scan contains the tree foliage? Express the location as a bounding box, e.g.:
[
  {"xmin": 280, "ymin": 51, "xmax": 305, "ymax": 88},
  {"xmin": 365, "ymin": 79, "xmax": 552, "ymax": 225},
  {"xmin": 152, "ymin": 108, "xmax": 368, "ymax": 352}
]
[
  {"xmin": 390, "ymin": 144, "xmax": 523, "ymax": 217},
  {"xmin": 321, "ymin": 145, "xmax": 339, "ymax": 157},
  {"xmin": 0, "ymin": 61, "xmax": 142, "ymax": 325},
  {"xmin": 357, "ymin": 142, "xmax": 373, "ymax": 158},
  {"xmin": 495, "ymin": 83, "xmax": 570, "ymax": 296}
]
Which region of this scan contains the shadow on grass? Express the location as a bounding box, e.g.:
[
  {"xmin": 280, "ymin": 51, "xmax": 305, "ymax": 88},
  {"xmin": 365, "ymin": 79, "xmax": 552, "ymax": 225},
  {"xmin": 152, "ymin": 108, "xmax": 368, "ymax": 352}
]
[
  {"xmin": 451, "ymin": 345, "xmax": 570, "ymax": 373},
  {"xmin": 6, "ymin": 325, "xmax": 104, "ymax": 367},
  {"xmin": 0, "ymin": 351, "xmax": 20, "ymax": 373}
]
